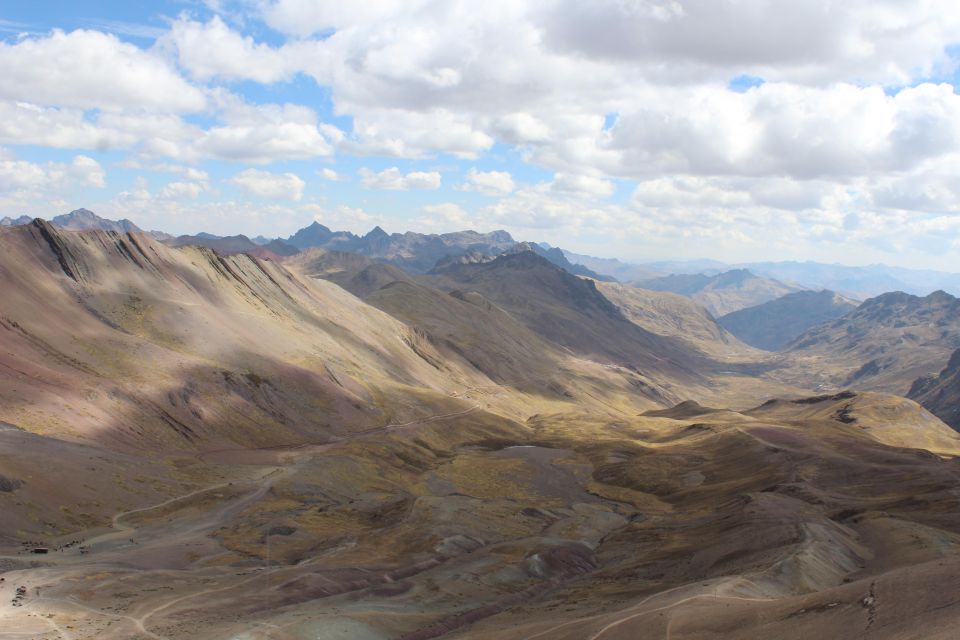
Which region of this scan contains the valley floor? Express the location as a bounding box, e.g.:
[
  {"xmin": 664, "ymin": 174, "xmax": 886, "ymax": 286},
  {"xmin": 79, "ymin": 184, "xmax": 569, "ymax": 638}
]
[{"xmin": 3, "ymin": 391, "xmax": 960, "ymax": 640}]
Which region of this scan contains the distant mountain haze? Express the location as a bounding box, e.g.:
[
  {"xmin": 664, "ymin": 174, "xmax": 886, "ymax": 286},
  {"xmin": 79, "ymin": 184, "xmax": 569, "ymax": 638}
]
[
  {"xmin": 718, "ymin": 290, "xmax": 859, "ymax": 351},
  {"xmin": 166, "ymin": 233, "xmax": 299, "ymax": 258},
  {"xmin": 636, "ymin": 269, "xmax": 806, "ymax": 317},
  {"xmin": 575, "ymin": 253, "xmax": 960, "ymax": 299}
]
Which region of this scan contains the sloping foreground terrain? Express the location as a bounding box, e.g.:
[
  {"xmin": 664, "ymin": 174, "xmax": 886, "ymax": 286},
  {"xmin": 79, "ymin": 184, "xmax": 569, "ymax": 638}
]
[{"xmin": 0, "ymin": 223, "xmax": 959, "ymax": 638}]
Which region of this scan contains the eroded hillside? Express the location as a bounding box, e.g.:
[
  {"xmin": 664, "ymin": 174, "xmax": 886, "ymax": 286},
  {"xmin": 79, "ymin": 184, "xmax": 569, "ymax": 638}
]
[{"xmin": 1, "ymin": 223, "xmax": 959, "ymax": 640}]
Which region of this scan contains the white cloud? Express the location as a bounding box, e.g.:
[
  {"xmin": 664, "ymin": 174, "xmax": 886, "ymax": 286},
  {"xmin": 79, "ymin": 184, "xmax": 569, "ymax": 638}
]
[
  {"xmin": 196, "ymin": 98, "xmax": 340, "ymax": 163},
  {"xmin": 550, "ymin": 173, "xmax": 614, "ymax": 198},
  {"xmin": 419, "ymin": 202, "xmax": 472, "ymax": 229},
  {"xmin": 536, "ymin": 0, "xmax": 960, "ymax": 86},
  {"xmin": 302, "ymin": 203, "xmax": 380, "ymax": 232},
  {"xmin": 260, "ymin": 0, "xmax": 428, "ymax": 36},
  {"xmin": 317, "ymin": 167, "xmax": 346, "ymax": 181},
  {"xmin": 163, "ymin": 16, "xmax": 305, "ymax": 83},
  {"xmin": 0, "ymin": 29, "xmax": 205, "ymax": 112},
  {"xmin": 158, "ymin": 180, "xmax": 208, "ymax": 200},
  {"xmin": 199, "ymin": 121, "xmax": 336, "ymax": 163},
  {"xmin": 492, "ymin": 113, "xmax": 553, "ymax": 144},
  {"xmin": 0, "ymin": 153, "xmax": 105, "ymax": 191},
  {"xmin": 0, "ymin": 96, "xmax": 343, "ymax": 165},
  {"xmin": 359, "ymin": 167, "xmax": 442, "ymax": 190},
  {"xmin": 344, "ymin": 109, "xmax": 494, "ymax": 159},
  {"xmin": 119, "ymin": 161, "xmax": 210, "ymax": 182},
  {"xmin": 230, "ymin": 168, "xmax": 305, "ymax": 200},
  {"xmin": 71, "ymin": 156, "xmax": 106, "ymax": 188},
  {"xmin": 4, "ymin": 2, "xmax": 960, "ymax": 267},
  {"xmin": 0, "ymin": 101, "xmax": 139, "ymax": 150},
  {"xmin": 459, "ymin": 168, "xmax": 515, "ymax": 196}
]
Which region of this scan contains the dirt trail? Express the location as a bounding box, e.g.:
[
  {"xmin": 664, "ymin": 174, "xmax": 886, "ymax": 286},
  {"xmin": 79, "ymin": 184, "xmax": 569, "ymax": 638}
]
[
  {"xmin": 586, "ymin": 592, "xmax": 776, "ymax": 640},
  {"xmin": 1, "ymin": 395, "xmax": 487, "ymax": 639},
  {"xmin": 524, "ymin": 578, "xmax": 768, "ymax": 640}
]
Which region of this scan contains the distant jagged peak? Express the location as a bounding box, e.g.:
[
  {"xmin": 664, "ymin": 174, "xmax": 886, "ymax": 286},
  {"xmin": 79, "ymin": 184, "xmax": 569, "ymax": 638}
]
[
  {"xmin": 712, "ymin": 268, "xmax": 755, "ymax": 283},
  {"xmin": 50, "ymin": 208, "xmax": 141, "ymax": 234},
  {"xmin": 861, "ymin": 290, "xmax": 920, "ymax": 307},
  {"xmin": 431, "ymin": 241, "xmax": 610, "ymax": 280},
  {"xmin": 506, "ymin": 241, "xmax": 540, "ymax": 255},
  {"xmin": 486, "ymin": 229, "xmax": 514, "ymax": 243},
  {"xmin": 166, "ymin": 232, "xmax": 299, "ymax": 258},
  {"xmin": 0, "ymin": 214, "xmax": 32, "ymax": 227},
  {"xmin": 364, "ymin": 225, "xmax": 390, "ymax": 240},
  {"xmin": 286, "ymin": 220, "xmax": 346, "ymax": 249},
  {"xmin": 304, "ymin": 220, "xmax": 332, "ymax": 232},
  {"xmin": 926, "ymin": 289, "xmax": 957, "ymax": 303},
  {"xmin": 860, "ymin": 288, "xmax": 958, "ymax": 310}
]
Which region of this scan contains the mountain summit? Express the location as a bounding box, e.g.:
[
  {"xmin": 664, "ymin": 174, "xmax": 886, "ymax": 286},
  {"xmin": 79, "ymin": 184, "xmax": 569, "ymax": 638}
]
[
  {"xmin": 51, "ymin": 208, "xmax": 141, "ymax": 233},
  {"xmin": 637, "ymin": 268, "xmax": 805, "ymax": 316}
]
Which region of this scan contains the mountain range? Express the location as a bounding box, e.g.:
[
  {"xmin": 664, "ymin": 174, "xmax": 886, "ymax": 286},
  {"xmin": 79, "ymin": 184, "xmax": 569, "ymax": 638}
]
[
  {"xmin": 12, "ymin": 209, "xmax": 958, "ymax": 300},
  {"xmin": 2, "ymin": 208, "xmax": 141, "ymax": 234},
  {"xmin": 778, "ymin": 290, "xmax": 960, "ymax": 394},
  {"xmin": 3, "ymin": 212, "xmax": 960, "ymax": 638},
  {"xmin": 601, "ymin": 256, "xmax": 960, "ymax": 298},
  {"xmin": 718, "ymin": 289, "xmax": 859, "ymax": 350},
  {"xmin": 636, "ymin": 268, "xmax": 807, "ymax": 316}
]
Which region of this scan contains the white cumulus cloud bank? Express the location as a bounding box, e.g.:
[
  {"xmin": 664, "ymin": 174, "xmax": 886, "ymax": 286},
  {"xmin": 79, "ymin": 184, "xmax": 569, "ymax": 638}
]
[
  {"xmin": 459, "ymin": 169, "xmax": 515, "ymax": 196},
  {"xmin": 230, "ymin": 168, "xmax": 305, "ymax": 201},
  {"xmin": 359, "ymin": 167, "xmax": 442, "ymax": 190},
  {"xmin": 0, "ymin": 28, "xmax": 205, "ymax": 112},
  {"xmin": 0, "ymin": 151, "xmax": 105, "ymax": 191},
  {"xmin": 5, "ymin": 1, "xmax": 960, "ymax": 265}
]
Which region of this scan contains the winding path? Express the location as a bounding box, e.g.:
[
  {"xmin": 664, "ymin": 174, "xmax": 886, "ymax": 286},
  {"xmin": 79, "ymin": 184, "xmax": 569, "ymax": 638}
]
[{"xmin": 2, "ymin": 396, "xmax": 485, "ymax": 639}]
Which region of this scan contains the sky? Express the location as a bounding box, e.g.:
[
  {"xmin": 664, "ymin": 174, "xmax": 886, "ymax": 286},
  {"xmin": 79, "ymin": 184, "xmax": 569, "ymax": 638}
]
[{"xmin": 3, "ymin": 1, "xmax": 960, "ymax": 269}]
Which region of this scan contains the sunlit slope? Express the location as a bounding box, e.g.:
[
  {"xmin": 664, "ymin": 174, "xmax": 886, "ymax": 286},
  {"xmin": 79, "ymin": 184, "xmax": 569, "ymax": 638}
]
[
  {"xmin": 288, "ymin": 249, "xmax": 685, "ymax": 413},
  {"xmin": 442, "ymin": 392, "xmax": 960, "ymax": 640},
  {"xmin": 426, "ymin": 250, "xmax": 709, "ymax": 384},
  {"xmin": 45, "ymin": 389, "xmax": 957, "ymax": 640},
  {"xmin": 597, "ymin": 280, "xmax": 755, "ymax": 358},
  {"xmin": 0, "ymin": 220, "xmax": 495, "ymax": 449}
]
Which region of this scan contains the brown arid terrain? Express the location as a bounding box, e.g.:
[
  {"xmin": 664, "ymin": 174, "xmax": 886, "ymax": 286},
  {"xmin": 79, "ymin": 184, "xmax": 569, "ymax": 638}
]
[
  {"xmin": 909, "ymin": 349, "xmax": 960, "ymax": 430},
  {"xmin": 774, "ymin": 290, "xmax": 960, "ymax": 395},
  {"xmin": 2, "ymin": 222, "xmax": 960, "ymax": 639}
]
